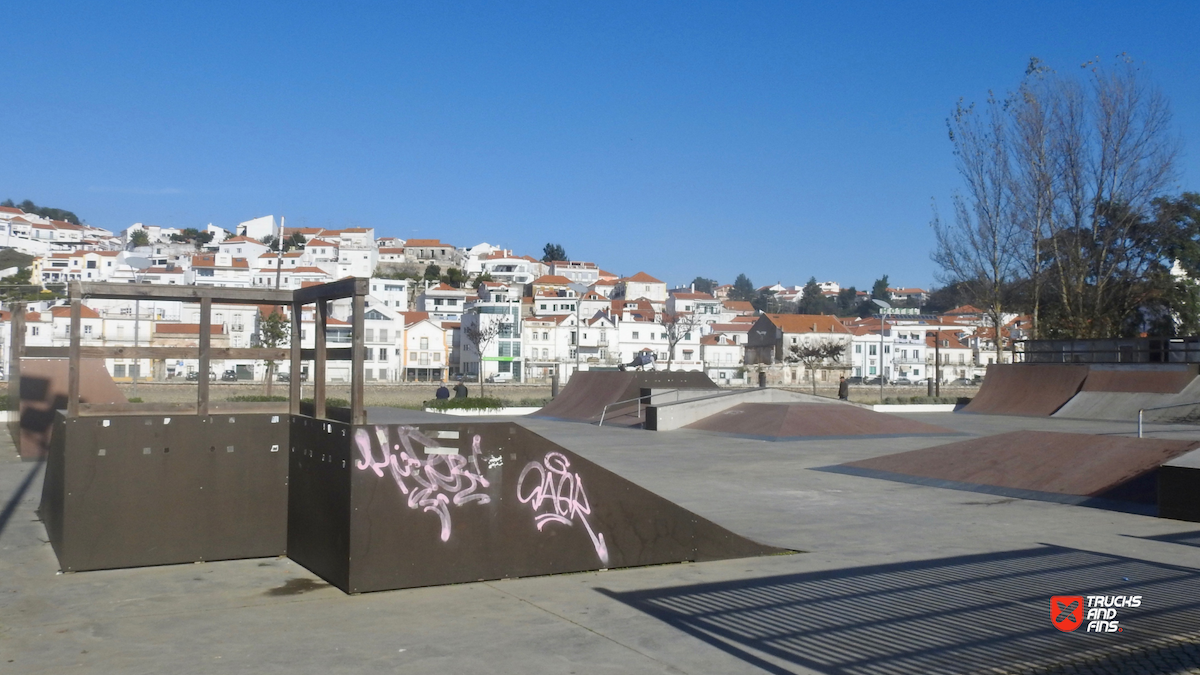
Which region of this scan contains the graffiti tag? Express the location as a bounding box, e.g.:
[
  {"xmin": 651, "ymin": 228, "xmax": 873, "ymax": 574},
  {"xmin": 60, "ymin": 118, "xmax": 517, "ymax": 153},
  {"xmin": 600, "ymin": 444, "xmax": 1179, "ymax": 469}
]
[
  {"xmin": 354, "ymin": 426, "xmax": 491, "ymax": 542},
  {"xmin": 517, "ymin": 452, "xmax": 609, "ymax": 565}
]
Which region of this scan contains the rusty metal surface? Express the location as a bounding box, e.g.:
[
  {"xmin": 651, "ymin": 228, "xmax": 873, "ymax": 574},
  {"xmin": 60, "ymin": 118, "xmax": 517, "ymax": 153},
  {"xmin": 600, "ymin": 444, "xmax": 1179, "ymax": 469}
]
[
  {"xmin": 286, "ymin": 416, "xmax": 354, "ymax": 591},
  {"xmin": 18, "ymin": 358, "xmax": 126, "ymax": 460},
  {"xmin": 962, "ymin": 364, "xmax": 1089, "ymax": 417},
  {"xmin": 684, "ymin": 403, "xmax": 958, "ymax": 440},
  {"xmin": 843, "ymin": 430, "xmax": 1199, "ymax": 503},
  {"xmin": 1080, "ymin": 365, "xmax": 1199, "ymax": 394},
  {"xmin": 39, "ymin": 413, "xmax": 289, "ymax": 572},
  {"xmin": 533, "ymin": 371, "xmax": 719, "ymax": 425},
  {"xmin": 288, "ymin": 420, "xmax": 781, "ymax": 593}
]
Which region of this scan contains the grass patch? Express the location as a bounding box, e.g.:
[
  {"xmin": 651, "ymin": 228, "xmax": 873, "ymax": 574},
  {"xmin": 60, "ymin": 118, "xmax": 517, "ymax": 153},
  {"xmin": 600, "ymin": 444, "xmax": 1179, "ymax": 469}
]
[{"xmin": 227, "ymin": 395, "xmax": 288, "ymax": 402}]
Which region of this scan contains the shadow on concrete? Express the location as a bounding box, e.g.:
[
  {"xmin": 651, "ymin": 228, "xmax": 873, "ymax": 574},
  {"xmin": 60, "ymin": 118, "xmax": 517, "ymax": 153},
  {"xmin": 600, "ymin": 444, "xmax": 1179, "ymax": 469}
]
[
  {"xmin": 1128, "ymin": 530, "xmax": 1200, "ymax": 549},
  {"xmin": 598, "ymin": 545, "xmax": 1200, "ymax": 674},
  {"xmin": 0, "ymin": 459, "xmax": 43, "ymax": 541}
]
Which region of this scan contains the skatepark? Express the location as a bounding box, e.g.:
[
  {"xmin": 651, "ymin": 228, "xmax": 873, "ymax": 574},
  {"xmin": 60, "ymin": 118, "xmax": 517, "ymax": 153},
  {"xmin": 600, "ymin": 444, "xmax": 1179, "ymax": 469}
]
[{"xmin": 3, "ymin": 285, "xmax": 1200, "ymax": 675}]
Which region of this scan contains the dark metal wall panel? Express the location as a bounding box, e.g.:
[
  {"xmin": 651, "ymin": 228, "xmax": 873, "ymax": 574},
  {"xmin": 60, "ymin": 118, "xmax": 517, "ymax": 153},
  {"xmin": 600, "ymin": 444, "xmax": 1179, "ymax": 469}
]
[
  {"xmin": 1159, "ymin": 465, "xmax": 1200, "ymax": 522},
  {"xmin": 38, "ymin": 414, "xmax": 67, "ymax": 561},
  {"xmin": 343, "ymin": 422, "xmax": 782, "ymax": 593},
  {"xmin": 286, "ymin": 416, "xmax": 353, "ymax": 591},
  {"xmin": 45, "ymin": 414, "xmax": 288, "ymax": 572}
]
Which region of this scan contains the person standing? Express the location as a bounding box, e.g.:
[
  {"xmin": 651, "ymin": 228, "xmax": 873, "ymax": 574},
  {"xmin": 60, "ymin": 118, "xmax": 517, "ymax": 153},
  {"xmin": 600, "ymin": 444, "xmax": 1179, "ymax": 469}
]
[
  {"xmin": 435, "ymin": 384, "xmax": 450, "ymax": 400},
  {"xmin": 838, "ymin": 376, "xmax": 849, "ymax": 400},
  {"xmin": 454, "ymin": 381, "xmax": 468, "ymax": 398}
]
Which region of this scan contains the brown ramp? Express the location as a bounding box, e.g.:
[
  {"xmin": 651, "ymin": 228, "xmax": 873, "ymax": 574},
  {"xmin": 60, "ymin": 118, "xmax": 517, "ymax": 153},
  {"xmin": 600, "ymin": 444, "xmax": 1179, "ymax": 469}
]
[
  {"xmin": 962, "ymin": 364, "xmax": 1088, "ymax": 416},
  {"xmin": 533, "ymin": 370, "xmax": 719, "ymax": 425},
  {"xmin": 685, "ymin": 403, "xmax": 958, "ymax": 440},
  {"xmin": 287, "ymin": 419, "xmax": 783, "ymax": 593},
  {"xmin": 17, "ymin": 358, "xmax": 126, "ymax": 460},
  {"xmin": 1080, "ymin": 364, "xmax": 1198, "ymax": 393},
  {"xmin": 837, "ymin": 430, "xmax": 1199, "ymax": 505}
]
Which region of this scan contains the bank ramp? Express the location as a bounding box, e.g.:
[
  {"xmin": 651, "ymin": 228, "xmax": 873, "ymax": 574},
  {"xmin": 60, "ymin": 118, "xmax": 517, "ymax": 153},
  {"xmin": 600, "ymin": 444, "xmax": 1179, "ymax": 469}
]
[
  {"xmin": 532, "ymin": 371, "xmax": 719, "ymax": 426},
  {"xmin": 961, "ymin": 364, "xmax": 1089, "ymax": 416}
]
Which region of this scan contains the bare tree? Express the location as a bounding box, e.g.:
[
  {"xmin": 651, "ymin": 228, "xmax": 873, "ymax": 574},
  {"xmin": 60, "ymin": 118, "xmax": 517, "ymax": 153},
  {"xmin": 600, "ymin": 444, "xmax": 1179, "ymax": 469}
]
[
  {"xmin": 785, "ymin": 339, "xmax": 848, "ymax": 397},
  {"xmin": 661, "ymin": 311, "xmax": 700, "ymax": 371},
  {"xmin": 932, "ymin": 90, "xmax": 1022, "ymax": 364},
  {"xmin": 463, "ymin": 308, "xmax": 510, "ymax": 398},
  {"xmin": 1039, "ymin": 57, "xmax": 1180, "ymax": 337}
]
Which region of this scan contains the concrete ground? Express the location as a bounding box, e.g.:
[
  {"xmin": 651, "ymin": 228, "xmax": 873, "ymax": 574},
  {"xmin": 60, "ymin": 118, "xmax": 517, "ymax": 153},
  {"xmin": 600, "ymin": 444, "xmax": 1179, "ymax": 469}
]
[{"xmin": 2, "ymin": 409, "xmax": 1199, "ymax": 674}]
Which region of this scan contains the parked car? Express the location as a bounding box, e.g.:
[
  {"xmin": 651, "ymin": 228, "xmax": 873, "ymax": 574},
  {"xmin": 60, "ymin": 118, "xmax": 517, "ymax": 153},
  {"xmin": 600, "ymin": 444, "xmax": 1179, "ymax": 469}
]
[
  {"xmin": 893, "ymin": 377, "xmax": 914, "ymax": 386},
  {"xmin": 486, "ymin": 372, "xmax": 514, "ymax": 383},
  {"xmin": 221, "ymin": 370, "xmax": 238, "ymax": 381},
  {"xmin": 845, "ymin": 376, "xmax": 865, "ymax": 385},
  {"xmin": 185, "ymin": 371, "xmax": 216, "ymax": 381},
  {"xmin": 950, "ymin": 378, "xmax": 976, "ymax": 386}
]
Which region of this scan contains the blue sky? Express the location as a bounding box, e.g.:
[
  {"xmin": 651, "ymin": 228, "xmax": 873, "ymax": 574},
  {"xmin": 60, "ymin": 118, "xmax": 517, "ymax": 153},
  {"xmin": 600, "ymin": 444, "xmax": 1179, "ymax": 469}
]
[{"xmin": 3, "ymin": 1, "xmax": 1198, "ymax": 292}]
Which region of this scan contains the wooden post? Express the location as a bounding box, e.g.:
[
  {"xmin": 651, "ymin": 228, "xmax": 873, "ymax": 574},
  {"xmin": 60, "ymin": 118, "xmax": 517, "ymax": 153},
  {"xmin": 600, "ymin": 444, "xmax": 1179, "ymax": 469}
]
[
  {"xmin": 198, "ymin": 296, "xmax": 212, "ymax": 416},
  {"xmin": 8, "ymin": 300, "xmax": 25, "ymax": 444},
  {"xmin": 290, "ymin": 301, "xmax": 302, "ymax": 416},
  {"xmin": 68, "ymin": 284, "xmax": 82, "ymax": 418},
  {"xmin": 351, "ymin": 292, "xmax": 365, "ymax": 425},
  {"xmin": 314, "ymin": 299, "xmax": 327, "ymax": 419}
]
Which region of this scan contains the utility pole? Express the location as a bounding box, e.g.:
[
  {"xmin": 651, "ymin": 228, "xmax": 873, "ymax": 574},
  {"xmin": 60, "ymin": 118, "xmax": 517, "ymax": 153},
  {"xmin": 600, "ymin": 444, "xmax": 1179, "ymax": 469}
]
[{"xmin": 274, "ymin": 216, "xmax": 285, "ymax": 290}]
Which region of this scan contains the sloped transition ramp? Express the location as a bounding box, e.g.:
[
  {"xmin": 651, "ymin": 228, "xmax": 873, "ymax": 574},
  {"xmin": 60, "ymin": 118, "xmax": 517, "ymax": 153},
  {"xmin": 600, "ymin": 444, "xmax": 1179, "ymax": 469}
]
[
  {"xmin": 288, "ymin": 418, "xmax": 783, "ymax": 594},
  {"xmin": 684, "ymin": 403, "xmax": 958, "ymax": 441},
  {"xmin": 834, "ymin": 430, "xmax": 1200, "ymax": 506},
  {"xmin": 1053, "ymin": 365, "xmax": 1200, "ymax": 422},
  {"xmin": 962, "ymin": 364, "xmax": 1089, "ymax": 416},
  {"xmin": 16, "ymin": 358, "xmax": 126, "ymax": 460},
  {"xmin": 532, "ymin": 371, "xmax": 719, "ymax": 426}
]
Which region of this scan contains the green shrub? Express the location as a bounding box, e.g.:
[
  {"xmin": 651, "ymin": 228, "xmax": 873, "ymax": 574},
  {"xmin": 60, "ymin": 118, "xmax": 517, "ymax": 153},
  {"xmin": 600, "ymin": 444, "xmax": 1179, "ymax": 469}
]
[
  {"xmin": 126, "ymin": 397, "xmax": 144, "ymax": 403},
  {"xmin": 301, "ymin": 397, "xmax": 350, "ymax": 408},
  {"xmin": 0, "ymin": 394, "xmax": 9, "ymax": 409},
  {"xmin": 517, "ymin": 397, "xmax": 550, "ymax": 407},
  {"xmin": 227, "ymin": 395, "xmax": 288, "ymax": 402},
  {"xmin": 425, "ymin": 396, "xmax": 506, "ymax": 411}
]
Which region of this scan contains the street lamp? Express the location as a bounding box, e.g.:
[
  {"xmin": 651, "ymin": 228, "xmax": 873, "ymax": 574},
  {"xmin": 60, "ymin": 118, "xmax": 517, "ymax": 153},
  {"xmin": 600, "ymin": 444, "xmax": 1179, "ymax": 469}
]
[{"xmin": 872, "ymin": 299, "xmax": 890, "ymax": 402}]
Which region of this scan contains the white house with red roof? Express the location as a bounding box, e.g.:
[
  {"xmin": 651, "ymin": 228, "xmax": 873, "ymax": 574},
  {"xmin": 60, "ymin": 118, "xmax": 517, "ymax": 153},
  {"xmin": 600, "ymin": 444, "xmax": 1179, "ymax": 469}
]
[
  {"xmin": 701, "ymin": 333, "xmax": 745, "ymax": 383},
  {"xmin": 613, "ymin": 272, "xmax": 667, "ymax": 304},
  {"xmin": 404, "ymin": 238, "xmax": 456, "ymax": 265},
  {"xmin": 415, "ymin": 282, "xmax": 468, "ymax": 322},
  {"xmin": 548, "ymin": 260, "xmax": 599, "ymax": 286},
  {"xmin": 191, "ymin": 252, "xmax": 253, "ymax": 288},
  {"xmin": 219, "ymin": 236, "xmax": 269, "ymax": 260}
]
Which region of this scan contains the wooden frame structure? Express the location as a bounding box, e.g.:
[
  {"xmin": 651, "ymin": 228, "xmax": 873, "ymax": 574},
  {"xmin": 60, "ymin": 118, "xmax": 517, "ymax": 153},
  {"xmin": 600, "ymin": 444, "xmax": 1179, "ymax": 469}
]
[{"xmin": 11, "ymin": 278, "xmax": 369, "ymax": 424}]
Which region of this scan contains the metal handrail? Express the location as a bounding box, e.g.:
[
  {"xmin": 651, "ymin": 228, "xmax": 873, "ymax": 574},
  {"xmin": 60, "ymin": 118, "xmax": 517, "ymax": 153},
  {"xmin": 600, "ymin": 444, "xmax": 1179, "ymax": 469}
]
[
  {"xmin": 598, "ymin": 388, "xmax": 684, "ymax": 427},
  {"xmin": 1137, "ymin": 400, "xmax": 1200, "ymax": 438}
]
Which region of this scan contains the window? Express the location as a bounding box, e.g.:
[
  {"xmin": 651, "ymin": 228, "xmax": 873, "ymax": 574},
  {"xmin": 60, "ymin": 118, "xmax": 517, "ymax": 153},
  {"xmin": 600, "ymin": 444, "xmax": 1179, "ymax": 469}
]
[
  {"xmin": 542, "ymin": 331, "xmax": 549, "ymax": 340},
  {"xmin": 661, "ymin": 333, "xmax": 667, "ymax": 340},
  {"xmin": 869, "ymin": 345, "xmax": 876, "ymax": 356},
  {"xmin": 30, "ymin": 326, "xmax": 39, "ymax": 336},
  {"xmin": 531, "ymin": 332, "xmax": 539, "ymax": 341},
  {"xmin": 365, "ymin": 348, "xmax": 375, "ymax": 361},
  {"xmin": 542, "ymin": 348, "xmax": 548, "ymax": 359},
  {"xmin": 958, "ymin": 354, "xmax": 965, "ymax": 364},
  {"xmin": 420, "ymin": 337, "xmax": 429, "ymax": 350},
  {"xmin": 632, "ymin": 331, "xmax": 639, "ymax": 340},
  {"xmin": 869, "ymin": 366, "xmax": 877, "ymax": 375},
  {"xmin": 114, "ymin": 364, "xmax": 126, "ymax": 377},
  {"xmin": 378, "ymin": 369, "xmax": 388, "ymax": 380},
  {"xmin": 84, "ymin": 325, "xmax": 93, "ymax": 335},
  {"xmin": 433, "ymin": 352, "xmax": 441, "ymax": 362},
  {"xmin": 379, "ymin": 329, "xmax": 388, "ymax": 342},
  {"xmin": 791, "ymin": 337, "xmax": 797, "ymax": 345},
  {"xmin": 419, "ymin": 353, "xmax": 430, "ymax": 365},
  {"xmin": 409, "ymin": 351, "xmax": 417, "ymax": 361},
  {"xmin": 365, "ymin": 329, "xmax": 374, "ymax": 342},
  {"xmin": 86, "ymin": 260, "xmax": 96, "ymax": 269},
  {"xmin": 448, "ymin": 299, "xmax": 457, "ymax": 306},
  {"xmin": 855, "ymin": 344, "xmax": 862, "ymax": 354}
]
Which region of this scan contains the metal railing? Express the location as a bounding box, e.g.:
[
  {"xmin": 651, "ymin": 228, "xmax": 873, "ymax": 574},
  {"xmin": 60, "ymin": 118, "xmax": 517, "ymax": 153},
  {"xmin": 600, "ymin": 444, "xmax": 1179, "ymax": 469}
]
[
  {"xmin": 598, "ymin": 388, "xmax": 685, "ymax": 427},
  {"xmin": 1137, "ymin": 401, "xmax": 1200, "ymax": 438}
]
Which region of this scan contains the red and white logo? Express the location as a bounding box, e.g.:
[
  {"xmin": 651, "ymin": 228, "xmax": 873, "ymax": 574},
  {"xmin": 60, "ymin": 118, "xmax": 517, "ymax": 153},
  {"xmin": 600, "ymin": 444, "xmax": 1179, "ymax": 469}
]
[{"xmin": 1051, "ymin": 595, "xmax": 1084, "ymax": 632}]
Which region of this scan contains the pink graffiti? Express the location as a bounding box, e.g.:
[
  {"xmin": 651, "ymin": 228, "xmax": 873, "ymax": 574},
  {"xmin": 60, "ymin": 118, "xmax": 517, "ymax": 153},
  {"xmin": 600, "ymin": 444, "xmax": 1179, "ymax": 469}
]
[
  {"xmin": 517, "ymin": 452, "xmax": 609, "ymax": 565},
  {"xmin": 354, "ymin": 426, "xmax": 490, "ymax": 542}
]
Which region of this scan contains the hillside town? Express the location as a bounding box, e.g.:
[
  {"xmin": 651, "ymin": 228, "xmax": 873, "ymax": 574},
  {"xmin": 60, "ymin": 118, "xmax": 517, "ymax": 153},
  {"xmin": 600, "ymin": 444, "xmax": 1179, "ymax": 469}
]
[{"xmin": 0, "ymin": 207, "xmax": 1022, "ymax": 387}]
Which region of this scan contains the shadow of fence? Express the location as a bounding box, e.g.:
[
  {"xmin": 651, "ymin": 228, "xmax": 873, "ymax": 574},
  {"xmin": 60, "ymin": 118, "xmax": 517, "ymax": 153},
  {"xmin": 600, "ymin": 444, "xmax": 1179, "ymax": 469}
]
[{"xmin": 599, "ymin": 545, "xmax": 1200, "ymax": 674}]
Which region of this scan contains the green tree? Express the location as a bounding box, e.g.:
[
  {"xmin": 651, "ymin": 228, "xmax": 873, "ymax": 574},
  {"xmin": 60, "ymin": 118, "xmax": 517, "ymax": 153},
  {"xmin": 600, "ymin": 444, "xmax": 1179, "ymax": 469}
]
[
  {"xmin": 542, "ymin": 243, "xmax": 568, "ymax": 263},
  {"xmin": 796, "ymin": 277, "xmax": 832, "ymax": 315},
  {"xmin": 690, "ymin": 276, "xmax": 717, "ymax": 295},
  {"xmin": 128, "ymin": 230, "xmax": 150, "ymax": 248},
  {"xmin": 836, "ymin": 287, "xmax": 860, "ymax": 316},
  {"xmin": 256, "ymin": 308, "xmax": 291, "ymax": 396},
  {"xmin": 472, "ymin": 272, "xmax": 494, "ymax": 289},
  {"xmin": 423, "ymin": 264, "xmax": 442, "ymax": 282},
  {"xmin": 261, "ymin": 231, "xmax": 306, "ymax": 252},
  {"xmin": 171, "ymin": 228, "xmax": 215, "ymax": 250},
  {"xmin": 871, "ymin": 276, "xmax": 891, "ymax": 303},
  {"xmin": 730, "ymin": 274, "xmax": 755, "ymax": 302},
  {"xmin": 440, "ymin": 267, "xmax": 467, "ymax": 288},
  {"xmin": 3, "ymin": 199, "xmax": 81, "ymax": 225}
]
